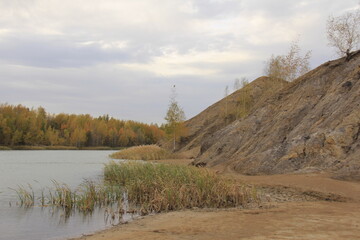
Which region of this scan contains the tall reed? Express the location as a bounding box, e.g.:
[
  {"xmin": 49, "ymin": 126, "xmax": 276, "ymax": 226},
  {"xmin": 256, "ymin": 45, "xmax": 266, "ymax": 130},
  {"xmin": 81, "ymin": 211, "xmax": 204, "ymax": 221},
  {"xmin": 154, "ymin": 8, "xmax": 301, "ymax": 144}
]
[
  {"xmin": 11, "ymin": 184, "xmax": 35, "ymax": 207},
  {"xmin": 14, "ymin": 162, "xmax": 259, "ymax": 216},
  {"xmin": 104, "ymin": 161, "xmax": 257, "ymax": 213}
]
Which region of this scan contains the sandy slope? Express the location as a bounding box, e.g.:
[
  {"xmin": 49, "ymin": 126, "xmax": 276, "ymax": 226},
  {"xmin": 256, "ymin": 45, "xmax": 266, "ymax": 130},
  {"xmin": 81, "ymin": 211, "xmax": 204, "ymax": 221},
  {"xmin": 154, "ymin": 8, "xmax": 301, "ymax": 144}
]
[
  {"xmin": 186, "ymin": 52, "xmax": 360, "ymax": 179},
  {"xmin": 71, "ymin": 160, "xmax": 360, "ymax": 240}
]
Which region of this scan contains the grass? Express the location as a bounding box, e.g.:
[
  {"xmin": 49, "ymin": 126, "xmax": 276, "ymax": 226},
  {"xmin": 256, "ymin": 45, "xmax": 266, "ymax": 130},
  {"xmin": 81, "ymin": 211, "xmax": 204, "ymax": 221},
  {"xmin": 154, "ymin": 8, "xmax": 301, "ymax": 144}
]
[
  {"xmin": 11, "ymin": 145, "xmax": 78, "ymax": 150},
  {"xmin": 0, "ymin": 146, "xmax": 11, "ymax": 150},
  {"xmin": 14, "ymin": 162, "xmax": 259, "ymax": 217},
  {"xmin": 3, "ymin": 145, "xmax": 122, "ymax": 150},
  {"xmin": 110, "ymin": 145, "xmax": 177, "ymax": 160},
  {"xmin": 79, "ymin": 146, "xmax": 122, "ymax": 150},
  {"xmin": 11, "ymin": 184, "xmax": 35, "ymax": 207},
  {"xmin": 104, "ymin": 162, "xmax": 258, "ymax": 214},
  {"xmin": 13, "ymin": 180, "xmax": 123, "ymax": 213}
]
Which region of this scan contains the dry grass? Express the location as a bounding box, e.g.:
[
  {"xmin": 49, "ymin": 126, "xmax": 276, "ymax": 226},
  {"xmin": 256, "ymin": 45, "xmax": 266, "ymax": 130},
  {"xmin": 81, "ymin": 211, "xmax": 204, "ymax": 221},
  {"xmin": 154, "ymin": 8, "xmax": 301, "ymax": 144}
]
[
  {"xmin": 11, "ymin": 184, "xmax": 35, "ymax": 207},
  {"xmin": 13, "ymin": 180, "xmax": 123, "ymax": 214},
  {"xmin": 110, "ymin": 145, "xmax": 178, "ymax": 160},
  {"xmin": 5, "ymin": 145, "xmax": 120, "ymax": 150},
  {"xmin": 11, "ymin": 145, "xmax": 78, "ymax": 150},
  {"xmin": 104, "ymin": 162, "xmax": 258, "ymax": 214},
  {"xmin": 0, "ymin": 146, "xmax": 11, "ymax": 150},
  {"xmin": 14, "ymin": 162, "xmax": 259, "ymax": 217}
]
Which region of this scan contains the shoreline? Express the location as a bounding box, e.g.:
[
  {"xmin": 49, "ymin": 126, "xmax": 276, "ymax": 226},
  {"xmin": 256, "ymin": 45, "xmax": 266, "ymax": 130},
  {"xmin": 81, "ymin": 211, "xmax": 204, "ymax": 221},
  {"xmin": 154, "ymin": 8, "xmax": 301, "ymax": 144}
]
[
  {"xmin": 0, "ymin": 145, "xmax": 124, "ymax": 151},
  {"xmin": 70, "ymin": 201, "xmax": 360, "ymax": 240},
  {"xmin": 69, "ymin": 159, "xmax": 360, "ymax": 240}
]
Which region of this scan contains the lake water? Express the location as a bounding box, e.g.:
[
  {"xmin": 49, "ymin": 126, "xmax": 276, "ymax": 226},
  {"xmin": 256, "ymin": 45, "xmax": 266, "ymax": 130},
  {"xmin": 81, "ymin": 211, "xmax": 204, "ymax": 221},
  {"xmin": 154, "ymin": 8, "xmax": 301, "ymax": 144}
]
[{"xmin": 0, "ymin": 150, "xmax": 125, "ymax": 240}]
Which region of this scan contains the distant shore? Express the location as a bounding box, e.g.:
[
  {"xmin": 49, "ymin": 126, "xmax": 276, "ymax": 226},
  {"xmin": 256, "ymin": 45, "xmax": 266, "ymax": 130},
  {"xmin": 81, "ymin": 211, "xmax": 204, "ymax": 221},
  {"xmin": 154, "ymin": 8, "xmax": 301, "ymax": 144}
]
[{"xmin": 0, "ymin": 145, "xmax": 124, "ymax": 151}]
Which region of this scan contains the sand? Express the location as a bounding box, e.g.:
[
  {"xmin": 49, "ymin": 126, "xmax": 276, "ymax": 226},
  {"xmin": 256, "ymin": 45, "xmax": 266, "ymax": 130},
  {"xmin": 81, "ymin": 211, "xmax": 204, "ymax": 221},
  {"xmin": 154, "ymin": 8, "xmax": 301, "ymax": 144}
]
[{"xmin": 71, "ymin": 160, "xmax": 360, "ymax": 240}]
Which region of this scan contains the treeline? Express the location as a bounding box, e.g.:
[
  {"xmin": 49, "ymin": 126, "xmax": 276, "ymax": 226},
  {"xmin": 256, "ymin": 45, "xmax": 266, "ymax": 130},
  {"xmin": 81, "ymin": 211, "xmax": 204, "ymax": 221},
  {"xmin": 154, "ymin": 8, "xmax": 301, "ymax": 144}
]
[{"xmin": 0, "ymin": 104, "xmax": 164, "ymax": 148}]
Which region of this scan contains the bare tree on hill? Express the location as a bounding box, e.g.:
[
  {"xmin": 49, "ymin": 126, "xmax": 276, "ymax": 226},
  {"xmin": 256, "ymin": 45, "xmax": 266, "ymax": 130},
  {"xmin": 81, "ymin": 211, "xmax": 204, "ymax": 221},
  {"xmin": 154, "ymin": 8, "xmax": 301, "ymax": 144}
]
[
  {"xmin": 224, "ymin": 85, "xmax": 229, "ymax": 118},
  {"xmin": 233, "ymin": 78, "xmax": 241, "ymax": 91},
  {"xmin": 327, "ymin": 8, "xmax": 360, "ymax": 59}
]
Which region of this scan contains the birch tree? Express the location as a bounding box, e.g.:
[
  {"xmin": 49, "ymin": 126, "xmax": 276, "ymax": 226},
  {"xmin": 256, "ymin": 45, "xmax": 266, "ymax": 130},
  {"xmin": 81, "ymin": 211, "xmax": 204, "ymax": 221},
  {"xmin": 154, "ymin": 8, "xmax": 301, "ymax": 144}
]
[
  {"xmin": 165, "ymin": 85, "xmax": 186, "ymax": 151},
  {"xmin": 233, "ymin": 78, "xmax": 241, "ymax": 91},
  {"xmin": 265, "ymin": 39, "xmax": 311, "ymax": 82}
]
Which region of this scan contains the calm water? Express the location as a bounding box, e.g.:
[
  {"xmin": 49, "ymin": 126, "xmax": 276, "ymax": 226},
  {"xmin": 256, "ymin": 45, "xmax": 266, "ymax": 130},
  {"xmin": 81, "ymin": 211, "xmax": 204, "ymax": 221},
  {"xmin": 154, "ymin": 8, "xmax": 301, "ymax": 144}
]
[{"xmin": 0, "ymin": 150, "xmax": 124, "ymax": 240}]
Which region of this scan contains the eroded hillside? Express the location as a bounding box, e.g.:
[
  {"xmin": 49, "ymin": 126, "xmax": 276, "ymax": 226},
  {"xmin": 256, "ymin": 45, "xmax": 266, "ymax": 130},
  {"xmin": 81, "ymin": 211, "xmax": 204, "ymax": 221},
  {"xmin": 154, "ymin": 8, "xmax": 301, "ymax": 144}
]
[
  {"xmin": 180, "ymin": 76, "xmax": 288, "ymax": 156},
  {"xmin": 185, "ymin": 51, "xmax": 360, "ymax": 180}
]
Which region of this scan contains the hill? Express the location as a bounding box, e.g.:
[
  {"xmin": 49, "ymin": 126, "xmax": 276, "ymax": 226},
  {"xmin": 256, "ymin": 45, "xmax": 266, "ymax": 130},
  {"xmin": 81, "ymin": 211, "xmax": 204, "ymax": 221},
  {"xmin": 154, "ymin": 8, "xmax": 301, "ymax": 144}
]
[
  {"xmin": 181, "ymin": 51, "xmax": 360, "ymax": 180},
  {"xmin": 179, "ymin": 76, "xmax": 288, "ymax": 155}
]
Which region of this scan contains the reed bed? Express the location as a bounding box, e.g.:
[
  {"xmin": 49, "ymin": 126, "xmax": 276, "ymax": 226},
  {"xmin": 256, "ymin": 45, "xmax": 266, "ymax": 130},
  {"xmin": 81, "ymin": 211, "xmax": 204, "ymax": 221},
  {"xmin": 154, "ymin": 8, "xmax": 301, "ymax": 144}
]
[
  {"xmin": 104, "ymin": 162, "xmax": 257, "ymax": 213},
  {"xmin": 14, "ymin": 162, "xmax": 258, "ymax": 216},
  {"xmin": 110, "ymin": 145, "xmax": 176, "ymax": 160},
  {"xmin": 13, "ymin": 181, "xmax": 123, "ymax": 213},
  {"xmin": 11, "ymin": 184, "xmax": 35, "ymax": 207}
]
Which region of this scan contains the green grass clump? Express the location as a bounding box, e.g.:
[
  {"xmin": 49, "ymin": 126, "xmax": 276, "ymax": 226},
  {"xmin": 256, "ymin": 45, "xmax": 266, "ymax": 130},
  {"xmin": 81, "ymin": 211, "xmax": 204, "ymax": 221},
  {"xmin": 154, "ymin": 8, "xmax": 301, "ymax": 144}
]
[
  {"xmin": 104, "ymin": 162, "xmax": 257, "ymax": 214},
  {"xmin": 110, "ymin": 145, "xmax": 174, "ymax": 160}
]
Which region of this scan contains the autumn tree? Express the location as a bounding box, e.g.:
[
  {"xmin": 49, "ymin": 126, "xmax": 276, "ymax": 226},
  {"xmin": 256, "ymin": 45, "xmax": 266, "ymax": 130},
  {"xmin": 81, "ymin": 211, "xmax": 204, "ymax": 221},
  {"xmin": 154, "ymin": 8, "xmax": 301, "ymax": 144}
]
[
  {"xmin": 165, "ymin": 85, "xmax": 186, "ymax": 151},
  {"xmin": 240, "ymin": 77, "xmax": 249, "ymax": 88},
  {"xmin": 45, "ymin": 126, "xmax": 59, "ymax": 146},
  {"xmin": 237, "ymin": 77, "xmax": 251, "ymax": 119},
  {"xmin": 224, "ymin": 85, "xmax": 229, "ymax": 118},
  {"xmin": 233, "ymin": 78, "xmax": 241, "ymax": 91},
  {"xmin": 327, "ymin": 9, "xmax": 360, "ymax": 58},
  {"xmin": 0, "ymin": 103, "xmax": 165, "ymax": 148},
  {"xmin": 265, "ymin": 39, "xmax": 311, "ymax": 82}
]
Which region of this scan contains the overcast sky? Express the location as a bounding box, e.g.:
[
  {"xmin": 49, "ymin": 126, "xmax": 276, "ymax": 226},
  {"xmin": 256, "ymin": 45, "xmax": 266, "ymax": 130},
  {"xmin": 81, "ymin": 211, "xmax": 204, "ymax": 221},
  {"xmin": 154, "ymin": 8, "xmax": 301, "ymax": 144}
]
[{"xmin": 0, "ymin": 0, "xmax": 359, "ymax": 124}]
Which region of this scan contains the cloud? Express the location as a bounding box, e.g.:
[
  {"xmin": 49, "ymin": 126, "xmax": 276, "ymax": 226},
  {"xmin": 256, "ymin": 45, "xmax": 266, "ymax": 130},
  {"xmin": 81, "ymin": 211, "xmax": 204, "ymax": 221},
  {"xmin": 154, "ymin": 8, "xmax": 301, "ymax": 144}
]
[
  {"xmin": 0, "ymin": 0, "xmax": 358, "ymax": 123},
  {"xmin": 121, "ymin": 49, "xmax": 256, "ymax": 77},
  {"xmin": 0, "ymin": 34, "xmax": 133, "ymax": 67}
]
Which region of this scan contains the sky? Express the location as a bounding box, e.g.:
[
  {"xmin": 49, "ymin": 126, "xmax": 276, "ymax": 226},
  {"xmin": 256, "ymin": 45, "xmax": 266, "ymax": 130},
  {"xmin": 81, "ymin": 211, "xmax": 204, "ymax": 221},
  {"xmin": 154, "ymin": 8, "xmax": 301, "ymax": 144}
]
[{"xmin": 0, "ymin": 0, "xmax": 359, "ymax": 124}]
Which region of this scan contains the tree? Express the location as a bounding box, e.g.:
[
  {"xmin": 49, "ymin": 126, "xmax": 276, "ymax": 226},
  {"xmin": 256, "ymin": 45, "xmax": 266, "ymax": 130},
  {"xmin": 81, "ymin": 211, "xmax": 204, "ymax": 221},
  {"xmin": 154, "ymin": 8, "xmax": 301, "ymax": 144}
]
[
  {"xmin": 165, "ymin": 85, "xmax": 186, "ymax": 151},
  {"xmin": 327, "ymin": 9, "xmax": 360, "ymax": 58},
  {"xmin": 70, "ymin": 128, "xmax": 86, "ymax": 147},
  {"xmin": 238, "ymin": 77, "xmax": 251, "ymax": 118},
  {"xmin": 45, "ymin": 126, "xmax": 59, "ymax": 146},
  {"xmin": 240, "ymin": 77, "xmax": 249, "ymax": 88},
  {"xmin": 224, "ymin": 85, "xmax": 229, "ymax": 117},
  {"xmin": 265, "ymin": 39, "xmax": 311, "ymax": 82},
  {"xmin": 233, "ymin": 78, "xmax": 241, "ymax": 91},
  {"xmin": 0, "ymin": 103, "xmax": 165, "ymax": 148}
]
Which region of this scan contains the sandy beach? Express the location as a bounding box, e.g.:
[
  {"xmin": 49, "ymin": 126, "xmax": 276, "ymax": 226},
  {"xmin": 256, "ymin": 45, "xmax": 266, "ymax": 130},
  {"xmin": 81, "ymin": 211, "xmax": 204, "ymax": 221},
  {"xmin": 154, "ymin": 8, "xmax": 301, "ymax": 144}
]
[{"xmin": 71, "ymin": 160, "xmax": 360, "ymax": 240}]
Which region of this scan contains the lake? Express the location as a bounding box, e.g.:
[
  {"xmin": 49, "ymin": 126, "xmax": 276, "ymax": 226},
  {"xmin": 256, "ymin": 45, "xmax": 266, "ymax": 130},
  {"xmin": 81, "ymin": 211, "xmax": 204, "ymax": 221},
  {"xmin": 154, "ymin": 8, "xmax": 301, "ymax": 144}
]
[{"xmin": 0, "ymin": 150, "xmax": 126, "ymax": 240}]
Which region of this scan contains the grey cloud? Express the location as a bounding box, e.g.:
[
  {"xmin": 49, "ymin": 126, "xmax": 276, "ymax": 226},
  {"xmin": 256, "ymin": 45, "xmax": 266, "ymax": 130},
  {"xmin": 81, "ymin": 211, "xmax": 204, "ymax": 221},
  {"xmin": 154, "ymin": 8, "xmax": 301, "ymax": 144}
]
[
  {"xmin": 0, "ymin": 34, "xmax": 132, "ymax": 68},
  {"xmin": 0, "ymin": 0, "xmax": 359, "ymax": 124}
]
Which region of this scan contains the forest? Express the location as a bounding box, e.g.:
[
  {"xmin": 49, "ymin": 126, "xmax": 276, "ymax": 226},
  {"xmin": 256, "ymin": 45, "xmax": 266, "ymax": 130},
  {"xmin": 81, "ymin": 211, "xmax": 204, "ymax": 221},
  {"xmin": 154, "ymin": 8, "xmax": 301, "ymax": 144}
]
[{"xmin": 0, "ymin": 104, "xmax": 164, "ymax": 148}]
